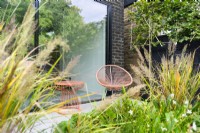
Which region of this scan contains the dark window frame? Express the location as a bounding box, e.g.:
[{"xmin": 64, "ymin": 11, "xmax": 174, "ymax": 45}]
[
  {"xmin": 34, "ymin": 0, "xmax": 39, "ymax": 55},
  {"xmin": 124, "ymin": 0, "xmax": 136, "ymax": 8},
  {"xmin": 95, "ymin": 0, "xmax": 113, "ymax": 96}
]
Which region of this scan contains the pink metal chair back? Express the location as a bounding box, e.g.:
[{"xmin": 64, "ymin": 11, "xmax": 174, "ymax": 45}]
[{"xmin": 96, "ymin": 65, "xmax": 133, "ymax": 91}]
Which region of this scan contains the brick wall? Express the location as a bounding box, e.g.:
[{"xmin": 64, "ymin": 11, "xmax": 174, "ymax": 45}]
[{"xmin": 108, "ymin": 0, "xmax": 125, "ymax": 67}]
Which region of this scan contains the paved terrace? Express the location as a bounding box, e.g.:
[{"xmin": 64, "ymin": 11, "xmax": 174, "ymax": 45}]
[{"xmin": 29, "ymin": 102, "xmax": 99, "ymax": 133}]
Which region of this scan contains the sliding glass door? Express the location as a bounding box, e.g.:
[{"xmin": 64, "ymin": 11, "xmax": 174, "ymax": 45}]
[
  {"xmin": 39, "ymin": 0, "xmax": 107, "ymax": 101},
  {"xmin": 64, "ymin": 0, "xmax": 107, "ymax": 100}
]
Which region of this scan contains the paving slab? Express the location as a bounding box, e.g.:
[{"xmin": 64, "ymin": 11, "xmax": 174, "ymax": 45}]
[{"xmin": 28, "ymin": 102, "xmax": 100, "ymax": 133}]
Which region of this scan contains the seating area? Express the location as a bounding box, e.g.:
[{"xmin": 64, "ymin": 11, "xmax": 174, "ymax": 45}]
[{"xmin": 0, "ymin": 0, "xmax": 199, "ymax": 132}]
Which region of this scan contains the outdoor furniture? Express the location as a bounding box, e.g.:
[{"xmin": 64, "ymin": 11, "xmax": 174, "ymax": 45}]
[
  {"xmin": 96, "ymin": 65, "xmax": 133, "ymax": 93},
  {"xmin": 55, "ymin": 81, "xmax": 84, "ymax": 109}
]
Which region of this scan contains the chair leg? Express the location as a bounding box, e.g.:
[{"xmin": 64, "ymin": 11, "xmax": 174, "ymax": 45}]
[{"xmin": 103, "ymin": 89, "xmax": 107, "ymax": 100}]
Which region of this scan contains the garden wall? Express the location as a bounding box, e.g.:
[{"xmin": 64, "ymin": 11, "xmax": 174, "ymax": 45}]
[{"xmin": 109, "ymin": 0, "xmax": 125, "ymax": 67}]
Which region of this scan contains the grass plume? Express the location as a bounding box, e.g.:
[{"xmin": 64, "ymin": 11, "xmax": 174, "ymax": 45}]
[
  {"xmin": 132, "ymin": 45, "xmax": 200, "ymax": 104},
  {"xmin": 0, "ymin": 4, "xmax": 72, "ymax": 132}
]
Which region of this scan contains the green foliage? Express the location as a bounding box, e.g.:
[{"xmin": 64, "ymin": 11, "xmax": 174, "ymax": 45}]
[
  {"xmin": 132, "ymin": 46, "xmax": 200, "ymax": 104},
  {"xmin": 129, "ymin": 0, "xmax": 200, "ymax": 46},
  {"xmin": 0, "ymin": 4, "xmax": 69, "ymax": 132},
  {"xmin": 54, "ymin": 121, "xmax": 68, "ymax": 133},
  {"xmin": 0, "ymin": 0, "xmax": 29, "ymax": 24},
  {"xmin": 55, "ymin": 96, "xmax": 200, "ymax": 133},
  {"xmin": 55, "ymin": 47, "xmax": 200, "ymax": 133},
  {"xmin": 54, "ymin": 114, "xmax": 78, "ymax": 133}
]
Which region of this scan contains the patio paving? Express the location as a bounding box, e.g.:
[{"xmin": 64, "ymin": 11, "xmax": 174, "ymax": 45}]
[{"xmin": 28, "ymin": 102, "xmax": 100, "ymax": 133}]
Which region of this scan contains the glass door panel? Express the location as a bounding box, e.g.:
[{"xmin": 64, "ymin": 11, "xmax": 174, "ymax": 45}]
[
  {"xmin": 61, "ymin": 0, "xmax": 107, "ymax": 101},
  {"xmin": 40, "ymin": 0, "xmax": 107, "ymax": 102}
]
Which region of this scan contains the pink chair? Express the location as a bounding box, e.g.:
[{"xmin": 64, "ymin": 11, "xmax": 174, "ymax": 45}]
[
  {"xmin": 96, "ymin": 65, "xmax": 133, "ymax": 93},
  {"xmin": 55, "ymin": 81, "xmax": 84, "ymax": 110}
]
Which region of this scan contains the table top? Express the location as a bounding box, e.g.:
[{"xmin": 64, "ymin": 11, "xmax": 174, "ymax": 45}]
[{"xmin": 55, "ymin": 81, "xmax": 84, "ymax": 87}]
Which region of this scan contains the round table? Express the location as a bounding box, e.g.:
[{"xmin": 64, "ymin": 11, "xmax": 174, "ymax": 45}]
[{"xmin": 55, "ymin": 81, "xmax": 84, "ymax": 109}]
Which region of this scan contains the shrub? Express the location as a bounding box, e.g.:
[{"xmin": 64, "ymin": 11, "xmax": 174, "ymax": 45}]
[
  {"xmin": 55, "ymin": 95, "xmax": 200, "ymax": 132},
  {"xmin": 0, "ymin": 4, "xmax": 69, "ymax": 132},
  {"xmin": 55, "ymin": 47, "xmax": 200, "ymax": 133},
  {"xmin": 132, "ymin": 46, "xmax": 200, "ymax": 104},
  {"xmin": 129, "ymin": 0, "xmax": 200, "ymax": 46}
]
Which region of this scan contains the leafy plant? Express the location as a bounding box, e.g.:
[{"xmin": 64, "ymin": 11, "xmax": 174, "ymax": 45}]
[
  {"xmin": 55, "ymin": 45, "xmax": 200, "ymax": 132},
  {"xmin": 0, "ymin": 0, "xmax": 30, "ymax": 24},
  {"xmin": 129, "ymin": 0, "xmax": 200, "ymax": 46},
  {"xmin": 55, "ymin": 94, "xmax": 200, "ymax": 133}
]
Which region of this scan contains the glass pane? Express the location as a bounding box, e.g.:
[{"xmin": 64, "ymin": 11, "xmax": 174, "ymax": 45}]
[
  {"xmin": 40, "ymin": 0, "xmax": 107, "ymax": 102},
  {"xmin": 62, "ymin": 0, "xmax": 107, "ymax": 101}
]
